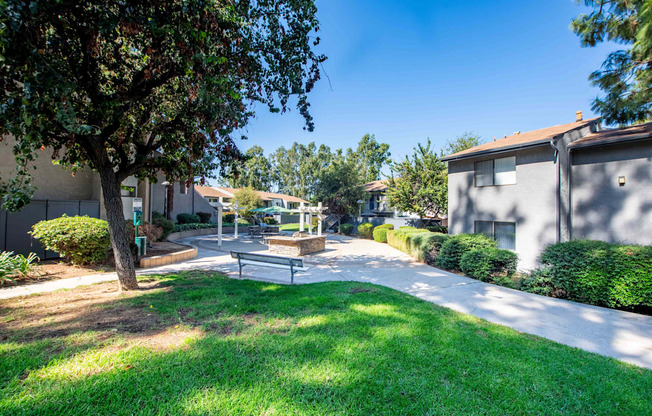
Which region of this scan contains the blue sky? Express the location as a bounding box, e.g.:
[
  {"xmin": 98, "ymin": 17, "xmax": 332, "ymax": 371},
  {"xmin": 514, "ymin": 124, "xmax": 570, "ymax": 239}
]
[{"xmin": 237, "ymin": 0, "xmax": 616, "ymax": 162}]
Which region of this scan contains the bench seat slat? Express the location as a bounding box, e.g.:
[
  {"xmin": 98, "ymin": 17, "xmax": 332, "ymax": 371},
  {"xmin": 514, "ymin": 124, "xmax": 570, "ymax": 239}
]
[{"xmin": 239, "ymin": 260, "xmax": 307, "ymax": 271}]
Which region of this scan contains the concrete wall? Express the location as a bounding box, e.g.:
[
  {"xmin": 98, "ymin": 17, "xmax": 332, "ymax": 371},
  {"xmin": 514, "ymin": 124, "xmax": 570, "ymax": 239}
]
[
  {"xmin": 448, "ymin": 146, "xmax": 558, "ymax": 270},
  {"xmin": 571, "ymin": 140, "xmax": 652, "ymax": 245},
  {"xmin": 0, "ymin": 136, "xmax": 98, "ymax": 201}
]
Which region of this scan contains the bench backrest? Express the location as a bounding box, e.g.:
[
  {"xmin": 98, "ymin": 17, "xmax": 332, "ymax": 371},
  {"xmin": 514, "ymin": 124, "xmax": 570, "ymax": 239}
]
[{"xmin": 231, "ymin": 251, "xmax": 303, "ymax": 267}]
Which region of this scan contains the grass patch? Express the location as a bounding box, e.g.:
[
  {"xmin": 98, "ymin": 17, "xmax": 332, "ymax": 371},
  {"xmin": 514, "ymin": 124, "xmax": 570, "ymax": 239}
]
[
  {"xmin": 0, "ymin": 271, "xmax": 650, "ymax": 415},
  {"xmin": 279, "ymin": 223, "xmax": 308, "ymax": 232}
]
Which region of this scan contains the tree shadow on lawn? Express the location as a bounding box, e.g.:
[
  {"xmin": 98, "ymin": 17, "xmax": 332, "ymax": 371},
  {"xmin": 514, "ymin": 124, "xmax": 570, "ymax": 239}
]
[{"xmin": 0, "ymin": 272, "xmax": 650, "ymax": 415}]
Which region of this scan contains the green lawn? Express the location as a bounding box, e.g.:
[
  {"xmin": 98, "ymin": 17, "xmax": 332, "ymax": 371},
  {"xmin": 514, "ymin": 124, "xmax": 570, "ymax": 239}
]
[
  {"xmin": 279, "ymin": 222, "xmax": 309, "ymax": 232},
  {"xmin": 1, "ymin": 272, "xmax": 650, "ymax": 415}
]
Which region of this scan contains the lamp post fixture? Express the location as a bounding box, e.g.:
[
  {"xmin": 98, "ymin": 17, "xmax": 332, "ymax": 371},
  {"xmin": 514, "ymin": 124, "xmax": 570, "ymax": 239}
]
[
  {"xmin": 356, "ymin": 199, "xmax": 364, "ymax": 217},
  {"xmin": 161, "ymin": 181, "xmax": 171, "ymax": 219}
]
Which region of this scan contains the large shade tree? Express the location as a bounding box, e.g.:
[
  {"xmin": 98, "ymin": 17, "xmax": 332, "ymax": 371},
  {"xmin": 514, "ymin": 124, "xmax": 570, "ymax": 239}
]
[
  {"xmin": 572, "ymin": 0, "xmax": 652, "ymax": 124},
  {"xmin": 0, "ymin": 0, "xmax": 325, "ymax": 290}
]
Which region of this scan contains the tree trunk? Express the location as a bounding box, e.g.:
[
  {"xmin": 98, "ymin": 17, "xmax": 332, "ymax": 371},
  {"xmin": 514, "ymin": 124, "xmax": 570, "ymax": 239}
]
[{"xmin": 99, "ymin": 168, "xmax": 139, "ymax": 290}]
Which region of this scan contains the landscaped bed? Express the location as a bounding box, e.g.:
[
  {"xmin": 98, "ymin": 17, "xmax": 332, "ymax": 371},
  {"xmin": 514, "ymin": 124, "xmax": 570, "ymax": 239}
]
[{"xmin": 1, "ymin": 272, "xmax": 649, "ymax": 415}]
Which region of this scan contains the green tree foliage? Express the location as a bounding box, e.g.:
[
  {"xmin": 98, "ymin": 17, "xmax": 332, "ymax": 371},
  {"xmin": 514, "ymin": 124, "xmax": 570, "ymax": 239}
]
[
  {"xmin": 347, "ymin": 134, "xmax": 391, "ymax": 183},
  {"xmin": 270, "ymin": 142, "xmax": 333, "ymax": 199},
  {"xmin": 387, "ymin": 139, "xmax": 448, "ymax": 224},
  {"xmin": 442, "ymin": 132, "xmax": 483, "ymax": 156},
  {"xmin": 222, "ymin": 146, "xmax": 273, "ymax": 190},
  {"xmin": 233, "ymin": 187, "xmax": 264, "ymax": 220},
  {"xmin": 312, "ymin": 157, "xmax": 366, "ymax": 217},
  {"xmin": 0, "ymin": 0, "xmax": 325, "ymax": 289},
  {"xmin": 572, "ymin": 1, "xmax": 652, "ymax": 124}
]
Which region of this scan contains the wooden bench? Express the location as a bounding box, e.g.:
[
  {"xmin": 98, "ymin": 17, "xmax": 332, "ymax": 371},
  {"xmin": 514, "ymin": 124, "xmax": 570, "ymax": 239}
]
[{"xmin": 230, "ymin": 251, "xmax": 305, "ymax": 284}]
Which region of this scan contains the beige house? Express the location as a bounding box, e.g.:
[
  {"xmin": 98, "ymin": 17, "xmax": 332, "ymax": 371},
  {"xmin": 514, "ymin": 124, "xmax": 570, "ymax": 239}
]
[{"xmin": 195, "ymin": 186, "xmax": 308, "ymax": 211}]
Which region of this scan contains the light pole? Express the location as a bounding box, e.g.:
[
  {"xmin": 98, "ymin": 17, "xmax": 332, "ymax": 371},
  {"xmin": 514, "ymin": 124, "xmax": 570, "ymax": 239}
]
[
  {"xmin": 357, "ymin": 199, "xmax": 364, "ymax": 217},
  {"xmin": 161, "ymin": 181, "xmax": 170, "ymax": 219}
]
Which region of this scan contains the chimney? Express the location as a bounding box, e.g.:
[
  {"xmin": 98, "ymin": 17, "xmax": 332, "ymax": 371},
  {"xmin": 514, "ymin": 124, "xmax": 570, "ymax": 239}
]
[{"xmin": 576, "ymin": 111, "xmax": 583, "ymax": 122}]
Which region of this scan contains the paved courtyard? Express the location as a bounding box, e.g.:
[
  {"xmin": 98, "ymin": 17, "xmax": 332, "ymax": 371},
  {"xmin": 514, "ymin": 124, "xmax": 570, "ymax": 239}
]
[{"xmin": 2, "ymin": 233, "xmax": 651, "ymax": 369}]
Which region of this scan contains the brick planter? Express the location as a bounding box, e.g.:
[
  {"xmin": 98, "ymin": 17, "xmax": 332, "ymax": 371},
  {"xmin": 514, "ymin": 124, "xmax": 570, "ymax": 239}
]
[{"xmin": 268, "ymin": 235, "xmax": 326, "ymax": 256}]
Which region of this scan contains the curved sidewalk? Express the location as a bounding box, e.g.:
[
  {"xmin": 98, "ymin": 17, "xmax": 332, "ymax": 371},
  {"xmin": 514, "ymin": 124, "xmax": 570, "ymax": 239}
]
[{"xmin": 1, "ymin": 233, "xmax": 651, "ymax": 370}]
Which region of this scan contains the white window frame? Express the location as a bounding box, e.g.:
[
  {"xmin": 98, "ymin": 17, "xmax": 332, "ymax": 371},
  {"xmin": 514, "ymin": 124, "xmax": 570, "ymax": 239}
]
[
  {"xmin": 474, "ymin": 156, "xmax": 516, "ymax": 187},
  {"xmin": 474, "ymin": 220, "xmax": 516, "ymax": 250}
]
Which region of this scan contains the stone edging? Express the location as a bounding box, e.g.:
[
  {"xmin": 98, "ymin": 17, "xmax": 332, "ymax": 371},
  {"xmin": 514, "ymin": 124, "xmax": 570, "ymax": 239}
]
[
  {"xmin": 139, "ymin": 245, "xmax": 198, "ymax": 268},
  {"xmin": 166, "ymin": 227, "xmax": 235, "ymax": 241}
]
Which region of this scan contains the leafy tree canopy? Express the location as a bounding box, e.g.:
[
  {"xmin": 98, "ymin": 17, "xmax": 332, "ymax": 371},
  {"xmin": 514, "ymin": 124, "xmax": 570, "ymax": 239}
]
[
  {"xmin": 0, "ymin": 0, "xmax": 325, "ymax": 289},
  {"xmin": 346, "ymin": 134, "xmax": 391, "ymax": 183},
  {"xmin": 232, "ymin": 186, "xmax": 264, "ymax": 220},
  {"xmin": 442, "ymin": 132, "xmax": 483, "ymax": 156},
  {"xmin": 312, "ymin": 155, "xmax": 366, "ymax": 217},
  {"xmin": 572, "ymin": 0, "xmax": 652, "ymax": 124},
  {"xmin": 387, "ymin": 139, "xmax": 447, "ymax": 223},
  {"xmin": 221, "ymin": 146, "xmax": 273, "ymax": 190}
]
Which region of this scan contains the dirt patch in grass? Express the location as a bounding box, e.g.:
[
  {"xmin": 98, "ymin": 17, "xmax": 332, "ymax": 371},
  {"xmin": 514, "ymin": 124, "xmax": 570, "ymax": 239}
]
[
  {"xmin": 1, "ymin": 242, "xmax": 191, "ymax": 289},
  {"xmin": 348, "ymin": 287, "xmax": 372, "ymax": 294},
  {"xmin": 0, "ymin": 279, "xmax": 169, "ymax": 343}
]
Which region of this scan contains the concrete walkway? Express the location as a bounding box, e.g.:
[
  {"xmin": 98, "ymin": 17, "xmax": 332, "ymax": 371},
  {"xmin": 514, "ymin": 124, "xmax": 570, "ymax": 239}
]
[{"xmin": 1, "ymin": 234, "xmax": 651, "ymax": 370}]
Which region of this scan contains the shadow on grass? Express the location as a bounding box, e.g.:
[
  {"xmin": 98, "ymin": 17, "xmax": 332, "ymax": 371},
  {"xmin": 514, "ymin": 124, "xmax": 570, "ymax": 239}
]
[{"xmin": 0, "ymin": 271, "xmax": 650, "ymax": 415}]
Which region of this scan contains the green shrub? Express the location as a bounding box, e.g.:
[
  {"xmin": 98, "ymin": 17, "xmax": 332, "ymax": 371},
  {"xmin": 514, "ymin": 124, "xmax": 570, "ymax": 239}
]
[
  {"xmin": 435, "ymin": 233, "xmax": 497, "ymax": 271},
  {"xmin": 263, "ymin": 217, "xmax": 278, "ymax": 225},
  {"xmin": 340, "ymin": 223, "xmax": 354, "ymax": 235},
  {"xmin": 426, "ymin": 225, "xmax": 448, "ymax": 234},
  {"xmin": 373, "ymin": 227, "xmax": 389, "ymax": 243},
  {"xmin": 152, "ymin": 211, "xmax": 174, "ymax": 240},
  {"xmin": 375, "ymin": 223, "xmax": 395, "ymax": 230},
  {"xmin": 399, "ymin": 226, "xmax": 418, "ymax": 231},
  {"xmin": 31, "ymin": 215, "xmax": 111, "ymax": 265},
  {"xmin": 223, "ymin": 213, "xmax": 235, "ymax": 223},
  {"xmin": 460, "ymin": 248, "xmax": 518, "ymax": 283},
  {"xmin": 358, "ymin": 223, "xmax": 374, "ymax": 239},
  {"xmin": 197, "ymin": 212, "xmax": 213, "ymax": 223},
  {"xmin": 387, "ymin": 229, "xmax": 450, "ymax": 263},
  {"xmin": 518, "ymin": 268, "xmax": 555, "ymax": 297},
  {"xmin": 536, "ymin": 240, "xmax": 652, "ymax": 308},
  {"xmin": 0, "ymin": 251, "xmax": 39, "ymax": 284},
  {"xmin": 177, "ymin": 213, "xmax": 201, "ymax": 224}
]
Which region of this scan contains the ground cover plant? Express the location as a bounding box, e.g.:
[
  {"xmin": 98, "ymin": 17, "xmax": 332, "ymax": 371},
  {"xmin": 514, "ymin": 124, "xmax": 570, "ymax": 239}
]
[{"xmin": 1, "ymin": 272, "xmax": 649, "ymax": 416}]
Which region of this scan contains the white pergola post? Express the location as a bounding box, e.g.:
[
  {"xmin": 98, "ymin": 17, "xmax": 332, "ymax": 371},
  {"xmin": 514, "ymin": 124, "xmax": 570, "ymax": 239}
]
[
  {"xmin": 307, "ymin": 211, "xmax": 313, "ymax": 235},
  {"xmin": 299, "ymin": 202, "xmax": 305, "ymax": 232},
  {"xmin": 217, "ymin": 204, "xmax": 223, "ymax": 248},
  {"xmin": 234, "ymin": 202, "xmax": 239, "ymax": 238},
  {"xmin": 317, "ymin": 202, "xmax": 323, "ymax": 236}
]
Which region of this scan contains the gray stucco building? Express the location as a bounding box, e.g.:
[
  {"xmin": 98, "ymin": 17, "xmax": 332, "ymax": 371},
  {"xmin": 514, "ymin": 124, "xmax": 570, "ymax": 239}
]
[{"xmin": 442, "ymin": 114, "xmax": 652, "ymax": 270}]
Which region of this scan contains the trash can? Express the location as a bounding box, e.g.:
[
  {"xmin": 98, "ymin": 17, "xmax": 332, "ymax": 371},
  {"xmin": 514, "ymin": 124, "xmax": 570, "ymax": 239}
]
[{"xmin": 135, "ymin": 236, "xmax": 147, "ymax": 256}]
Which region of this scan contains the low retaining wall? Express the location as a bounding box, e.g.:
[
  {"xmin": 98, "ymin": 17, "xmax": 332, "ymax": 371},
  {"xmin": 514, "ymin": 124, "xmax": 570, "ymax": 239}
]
[
  {"xmin": 268, "ymin": 235, "xmax": 326, "ymax": 256},
  {"xmin": 167, "ymin": 227, "xmax": 236, "ymax": 241},
  {"xmin": 139, "ymin": 246, "xmax": 198, "ymax": 268}
]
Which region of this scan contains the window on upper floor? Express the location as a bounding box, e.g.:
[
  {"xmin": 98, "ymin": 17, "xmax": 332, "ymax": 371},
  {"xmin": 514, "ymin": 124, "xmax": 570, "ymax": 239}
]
[
  {"xmin": 179, "ymin": 182, "xmax": 187, "ymax": 195},
  {"xmin": 474, "ymin": 220, "xmax": 516, "ymax": 250},
  {"xmin": 474, "ymin": 156, "xmax": 516, "ymax": 187}
]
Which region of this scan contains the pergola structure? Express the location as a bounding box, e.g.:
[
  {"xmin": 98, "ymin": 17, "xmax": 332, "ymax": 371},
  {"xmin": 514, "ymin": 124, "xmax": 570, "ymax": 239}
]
[{"xmin": 297, "ymin": 202, "xmax": 327, "ymax": 236}]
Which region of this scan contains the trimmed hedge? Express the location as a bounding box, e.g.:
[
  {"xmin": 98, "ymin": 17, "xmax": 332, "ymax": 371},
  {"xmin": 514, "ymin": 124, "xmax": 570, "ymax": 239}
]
[
  {"xmin": 177, "ymin": 213, "xmax": 201, "ymax": 224},
  {"xmin": 435, "ymin": 234, "xmax": 497, "ymax": 271},
  {"xmin": 262, "ymin": 217, "xmax": 278, "ymax": 225},
  {"xmin": 531, "ymin": 240, "xmax": 652, "ymax": 309},
  {"xmin": 376, "ymin": 224, "xmax": 395, "ymax": 230},
  {"xmin": 426, "ymin": 225, "xmax": 448, "ymax": 234},
  {"xmin": 373, "ymin": 228, "xmax": 389, "ymax": 243},
  {"xmin": 358, "ymin": 223, "xmax": 374, "ymax": 239},
  {"xmin": 387, "ymin": 229, "xmax": 450, "ymax": 263},
  {"xmin": 460, "ymin": 248, "xmax": 518, "ymax": 283},
  {"xmin": 197, "ymin": 212, "xmax": 213, "ymax": 223},
  {"xmin": 152, "ymin": 211, "xmax": 174, "ymax": 240},
  {"xmin": 31, "ymin": 215, "xmax": 111, "ymax": 265},
  {"xmin": 340, "ymin": 223, "xmax": 354, "ymax": 235}
]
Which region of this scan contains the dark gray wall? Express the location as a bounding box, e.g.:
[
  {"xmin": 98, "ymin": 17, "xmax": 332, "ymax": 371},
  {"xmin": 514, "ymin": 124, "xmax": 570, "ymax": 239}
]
[
  {"xmin": 0, "ymin": 200, "xmax": 100, "ymax": 258},
  {"xmin": 571, "ymin": 140, "xmax": 652, "ymax": 244},
  {"xmin": 448, "ymin": 146, "xmax": 558, "ymax": 269}
]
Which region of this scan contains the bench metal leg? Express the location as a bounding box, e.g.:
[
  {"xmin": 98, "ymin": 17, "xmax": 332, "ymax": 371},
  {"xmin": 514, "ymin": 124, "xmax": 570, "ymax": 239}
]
[
  {"xmin": 290, "ymin": 264, "xmax": 294, "ymax": 285},
  {"xmin": 238, "ymin": 258, "xmax": 242, "ymax": 278}
]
